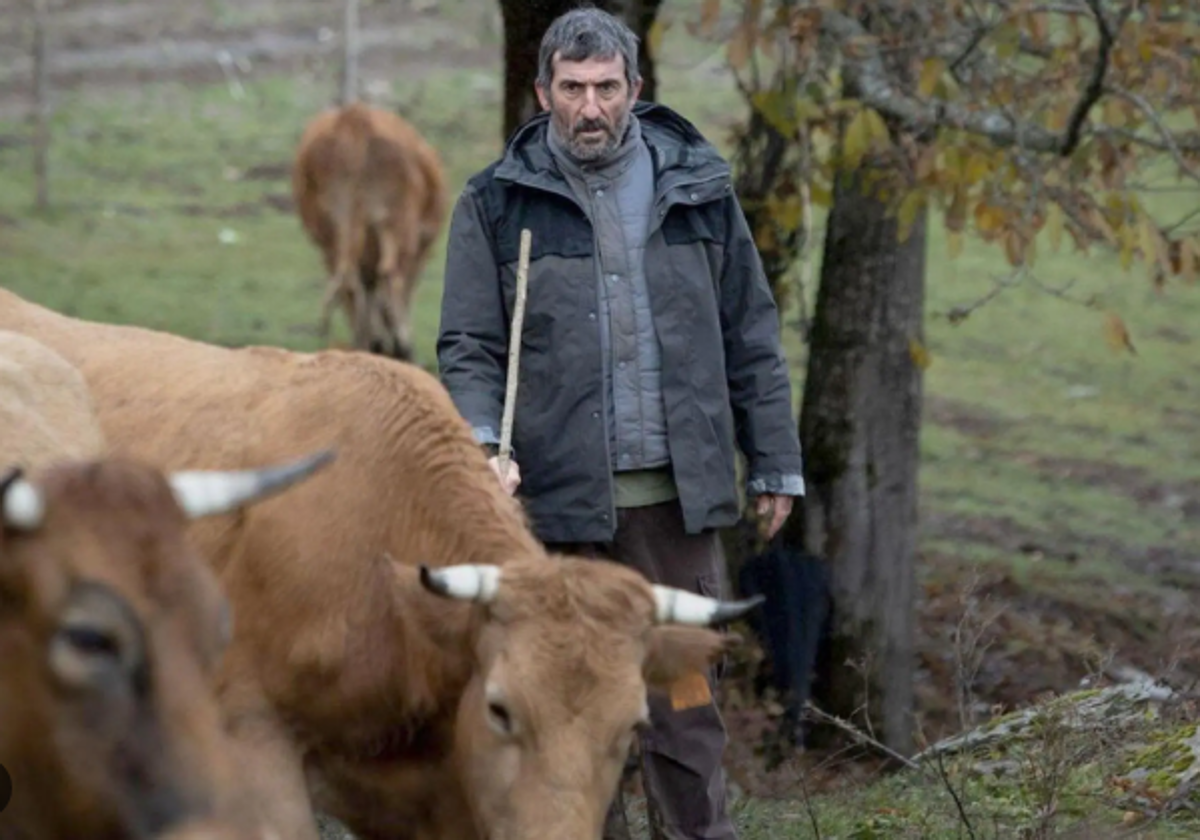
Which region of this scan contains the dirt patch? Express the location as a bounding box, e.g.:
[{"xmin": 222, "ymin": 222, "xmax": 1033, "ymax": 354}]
[
  {"xmin": 923, "ymin": 507, "xmax": 1198, "ymax": 577},
  {"xmin": 1017, "ymin": 452, "xmax": 1200, "ymax": 520},
  {"xmin": 925, "ymin": 394, "xmax": 1013, "ymax": 439}
]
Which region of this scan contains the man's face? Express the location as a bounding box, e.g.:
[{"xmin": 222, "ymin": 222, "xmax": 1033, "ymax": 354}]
[{"xmin": 537, "ymin": 52, "xmax": 642, "ymax": 162}]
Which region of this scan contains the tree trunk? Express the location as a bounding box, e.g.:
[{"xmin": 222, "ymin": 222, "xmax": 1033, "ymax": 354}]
[
  {"xmin": 497, "ymin": 0, "xmax": 661, "ymax": 141},
  {"xmin": 790, "ymin": 162, "xmax": 927, "ymax": 758}
]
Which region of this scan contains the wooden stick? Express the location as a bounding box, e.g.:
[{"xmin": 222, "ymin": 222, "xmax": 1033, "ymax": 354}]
[{"xmin": 498, "ymin": 228, "xmax": 532, "ymax": 477}]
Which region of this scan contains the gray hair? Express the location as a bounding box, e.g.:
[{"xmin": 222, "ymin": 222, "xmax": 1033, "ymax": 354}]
[{"xmin": 536, "ymin": 6, "xmax": 642, "ymax": 91}]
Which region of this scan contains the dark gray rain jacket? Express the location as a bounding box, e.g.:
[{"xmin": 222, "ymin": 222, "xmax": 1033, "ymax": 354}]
[{"xmin": 436, "ymin": 101, "xmax": 804, "ymax": 544}]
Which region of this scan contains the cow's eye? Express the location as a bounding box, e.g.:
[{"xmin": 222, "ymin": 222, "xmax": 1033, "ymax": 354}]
[
  {"xmin": 63, "ymin": 624, "xmax": 121, "ymax": 659},
  {"xmin": 49, "ymin": 583, "xmax": 144, "ymax": 689},
  {"xmin": 487, "ymin": 700, "xmax": 515, "ymax": 737}
]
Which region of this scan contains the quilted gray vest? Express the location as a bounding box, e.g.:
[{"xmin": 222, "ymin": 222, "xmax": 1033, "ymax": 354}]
[{"xmin": 548, "ymin": 115, "xmax": 670, "ymax": 472}]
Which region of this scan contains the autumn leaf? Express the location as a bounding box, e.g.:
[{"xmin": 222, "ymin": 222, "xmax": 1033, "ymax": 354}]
[
  {"xmin": 727, "ymin": 21, "xmax": 753, "ymax": 70},
  {"xmin": 768, "ymin": 194, "xmax": 804, "ymax": 233},
  {"xmin": 750, "ymin": 90, "xmax": 799, "ymax": 137},
  {"xmin": 842, "ymin": 107, "xmax": 870, "ymax": 170},
  {"xmin": 699, "ymin": 0, "xmax": 720, "ymax": 38},
  {"xmin": 1045, "ymin": 203, "xmax": 1064, "ymax": 253},
  {"xmin": 947, "ymin": 229, "xmax": 964, "ymax": 259},
  {"xmin": 1103, "ymin": 312, "xmax": 1137, "ymax": 355},
  {"xmin": 1181, "ymin": 237, "xmax": 1197, "ymax": 284},
  {"xmin": 908, "ymin": 337, "xmax": 932, "ymax": 370},
  {"xmin": 897, "ymin": 190, "xmax": 926, "ymax": 243},
  {"xmin": 918, "ymin": 57, "xmax": 945, "ymax": 99},
  {"xmin": 992, "ymin": 21, "xmax": 1021, "ymax": 59},
  {"xmin": 646, "ymin": 16, "xmax": 670, "ymax": 59}
]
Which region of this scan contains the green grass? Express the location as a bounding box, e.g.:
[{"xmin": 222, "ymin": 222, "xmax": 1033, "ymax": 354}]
[{"xmin": 2, "ymin": 1, "xmax": 1199, "ymax": 834}]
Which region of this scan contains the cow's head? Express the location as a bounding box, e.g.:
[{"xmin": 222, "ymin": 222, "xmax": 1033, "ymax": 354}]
[
  {"xmin": 419, "ymin": 555, "xmax": 761, "ymax": 840},
  {"xmin": 0, "ymin": 449, "xmax": 334, "ymax": 839}
]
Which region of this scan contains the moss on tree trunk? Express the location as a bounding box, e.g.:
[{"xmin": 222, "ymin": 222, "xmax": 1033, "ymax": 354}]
[{"xmin": 791, "ymin": 162, "xmax": 928, "ymax": 758}]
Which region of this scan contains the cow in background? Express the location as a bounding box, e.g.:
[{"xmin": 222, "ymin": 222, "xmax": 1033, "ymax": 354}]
[
  {"xmin": 0, "ymin": 288, "xmax": 762, "ymax": 840},
  {"xmin": 0, "ymin": 327, "xmax": 334, "ymax": 840},
  {"xmin": 292, "ymin": 102, "xmax": 447, "ymax": 363}
]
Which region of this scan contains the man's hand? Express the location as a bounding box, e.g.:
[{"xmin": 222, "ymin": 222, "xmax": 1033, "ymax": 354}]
[
  {"xmin": 755, "ymin": 493, "xmax": 794, "ymax": 540},
  {"xmin": 487, "ymin": 455, "xmax": 521, "ymax": 496}
]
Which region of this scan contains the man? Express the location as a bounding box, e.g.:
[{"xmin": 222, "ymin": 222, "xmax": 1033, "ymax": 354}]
[{"xmin": 436, "ymin": 7, "xmax": 804, "ymax": 839}]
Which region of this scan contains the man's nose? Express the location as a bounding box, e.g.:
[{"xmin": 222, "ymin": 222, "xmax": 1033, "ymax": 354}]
[{"xmin": 580, "ymin": 88, "xmax": 602, "ymax": 119}]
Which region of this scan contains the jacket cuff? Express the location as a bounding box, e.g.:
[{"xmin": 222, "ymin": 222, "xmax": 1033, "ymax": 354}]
[
  {"xmin": 472, "ymin": 425, "xmax": 500, "ymax": 446},
  {"xmin": 747, "ymin": 473, "xmax": 806, "ymax": 497}
]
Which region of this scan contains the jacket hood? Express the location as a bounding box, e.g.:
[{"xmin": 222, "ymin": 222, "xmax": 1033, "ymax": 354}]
[{"xmin": 495, "ymin": 100, "xmax": 729, "ymax": 188}]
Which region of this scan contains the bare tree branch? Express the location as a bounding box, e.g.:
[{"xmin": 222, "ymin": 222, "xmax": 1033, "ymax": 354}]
[
  {"xmin": 1060, "ymin": 0, "xmax": 1114, "ymax": 156},
  {"xmin": 1106, "ymin": 85, "xmax": 1200, "ymax": 184},
  {"xmin": 818, "ymin": 1, "xmax": 1118, "ymax": 156}
]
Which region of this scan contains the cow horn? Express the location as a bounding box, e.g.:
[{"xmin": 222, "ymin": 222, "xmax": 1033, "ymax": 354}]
[
  {"xmin": 652, "ymin": 585, "xmax": 765, "ymax": 626},
  {"xmin": 1, "ymin": 471, "xmax": 45, "ymax": 531},
  {"xmin": 168, "ymin": 448, "xmax": 336, "ymax": 520},
  {"xmin": 419, "ymin": 564, "xmax": 501, "ymax": 604}
]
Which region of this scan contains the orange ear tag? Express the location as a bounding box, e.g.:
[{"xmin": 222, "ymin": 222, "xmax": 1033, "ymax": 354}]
[{"xmin": 669, "ymin": 670, "xmax": 713, "ymax": 711}]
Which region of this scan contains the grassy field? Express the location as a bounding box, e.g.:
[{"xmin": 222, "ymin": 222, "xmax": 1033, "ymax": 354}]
[{"xmin": 2, "ymin": 0, "xmax": 1199, "ymax": 836}]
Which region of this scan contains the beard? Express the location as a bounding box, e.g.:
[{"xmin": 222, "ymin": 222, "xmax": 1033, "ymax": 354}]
[{"xmin": 553, "ymin": 103, "xmax": 631, "ymax": 163}]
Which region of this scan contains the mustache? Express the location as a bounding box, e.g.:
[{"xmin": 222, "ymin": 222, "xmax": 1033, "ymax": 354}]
[{"xmin": 572, "ymin": 117, "xmax": 611, "ymax": 135}]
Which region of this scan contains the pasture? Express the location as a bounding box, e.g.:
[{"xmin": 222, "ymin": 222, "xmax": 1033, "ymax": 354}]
[{"xmin": 2, "ymin": 0, "xmax": 1198, "ymax": 836}]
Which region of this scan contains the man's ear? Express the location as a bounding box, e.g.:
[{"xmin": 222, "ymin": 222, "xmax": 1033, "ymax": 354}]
[
  {"xmin": 535, "ymin": 81, "xmax": 551, "ymax": 112},
  {"xmin": 642, "ymin": 625, "xmax": 739, "ymax": 691}
]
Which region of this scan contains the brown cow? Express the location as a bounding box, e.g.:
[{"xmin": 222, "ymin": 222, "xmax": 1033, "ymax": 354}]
[
  {"xmin": 0, "ymin": 288, "xmax": 760, "ymax": 840},
  {"xmin": 292, "ymin": 101, "xmax": 447, "ymax": 363},
  {"xmin": 0, "ymin": 328, "xmax": 335, "ymax": 839}
]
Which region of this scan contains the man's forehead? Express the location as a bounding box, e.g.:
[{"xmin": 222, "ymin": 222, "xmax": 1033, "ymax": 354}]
[{"xmin": 552, "ymin": 52, "xmax": 626, "ymax": 84}]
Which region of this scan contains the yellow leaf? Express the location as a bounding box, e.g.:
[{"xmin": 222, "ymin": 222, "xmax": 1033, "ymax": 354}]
[
  {"xmin": 1103, "ymin": 312, "xmax": 1137, "ymax": 355},
  {"xmin": 993, "ymin": 22, "xmax": 1021, "ymax": 59},
  {"xmin": 973, "ymin": 202, "xmax": 1005, "ymax": 238},
  {"xmin": 699, "ymin": 0, "xmax": 720, "ymax": 38},
  {"xmin": 750, "ymin": 90, "xmax": 798, "ymax": 137},
  {"xmin": 862, "ymin": 107, "xmax": 890, "ymax": 146},
  {"xmin": 918, "ymin": 57, "xmax": 945, "ymax": 98},
  {"xmin": 1003, "ymin": 229, "xmax": 1025, "ymax": 266},
  {"xmin": 646, "ymin": 16, "xmax": 670, "ymax": 58},
  {"xmin": 727, "ymin": 22, "xmax": 753, "ymax": 70},
  {"xmin": 1138, "ymin": 36, "xmax": 1155, "ymax": 64},
  {"xmin": 1119, "ymin": 224, "xmax": 1135, "ymax": 271},
  {"xmin": 843, "ymin": 107, "xmax": 870, "ymax": 170},
  {"xmin": 908, "ymin": 337, "xmax": 932, "ymax": 370},
  {"xmin": 947, "ymin": 229, "xmax": 964, "ymax": 259},
  {"xmin": 1103, "ymin": 97, "xmax": 1126, "ymax": 128},
  {"xmin": 768, "ymin": 195, "xmax": 804, "ymax": 233},
  {"xmin": 897, "ymin": 190, "xmax": 926, "ymax": 243},
  {"xmin": 1139, "ymin": 216, "xmax": 1165, "ymax": 278},
  {"xmin": 1178, "ymin": 237, "xmax": 1197, "ymax": 283},
  {"xmin": 1046, "ymin": 203, "xmax": 1064, "ymax": 253},
  {"xmin": 810, "ymin": 184, "xmax": 833, "ymax": 207},
  {"xmin": 964, "ymin": 151, "xmax": 992, "ymax": 185}
]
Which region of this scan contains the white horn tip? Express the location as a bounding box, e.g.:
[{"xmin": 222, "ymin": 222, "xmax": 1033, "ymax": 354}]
[
  {"xmin": 653, "ymin": 585, "xmax": 765, "ymax": 626},
  {"xmin": 4, "ymin": 479, "xmax": 45, "ymax": 530},
  {"xmin": 419, "ymin": 564, "xmax": 501, "ymax": 603}
]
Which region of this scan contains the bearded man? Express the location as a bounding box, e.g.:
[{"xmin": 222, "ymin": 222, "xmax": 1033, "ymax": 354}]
[{"xmin": 435, "ymin": 8, "xmax": 805, "ymax": 839}]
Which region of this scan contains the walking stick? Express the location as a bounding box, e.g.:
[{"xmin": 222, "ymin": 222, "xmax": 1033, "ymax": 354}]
[{"xmin": 498, "ymin": 228, "xmax": 532, "ymax": 482}]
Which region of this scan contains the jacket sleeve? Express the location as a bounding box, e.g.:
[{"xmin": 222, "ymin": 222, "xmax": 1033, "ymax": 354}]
[
  {"xmin": 436, "ymin": 183, "xmax": 508, "ymax": 448},
  {"xmin": 718, "ymin": 194, "xmax": 806, "ymax": 498}
]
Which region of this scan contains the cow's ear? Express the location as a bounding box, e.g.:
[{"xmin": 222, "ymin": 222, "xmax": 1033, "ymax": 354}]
[{"xmin": 641, "ymin": 625, "xmax": 736, "ymax": 691}]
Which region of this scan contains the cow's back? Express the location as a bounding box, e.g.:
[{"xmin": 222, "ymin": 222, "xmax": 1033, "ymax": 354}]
[{"xmin": 0, "ymin": 328, "xmax": 106, "ymax": 469}]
